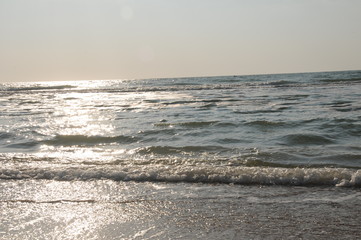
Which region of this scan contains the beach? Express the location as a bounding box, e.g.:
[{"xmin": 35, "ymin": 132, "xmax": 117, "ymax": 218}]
[{"xmin": 1, "ymin": 180, "xmax": 361, "ymax": 239}]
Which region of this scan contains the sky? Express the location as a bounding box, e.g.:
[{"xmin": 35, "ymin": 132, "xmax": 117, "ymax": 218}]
[{"xmin": 0, "ymin": 0, "xmax": 361, "ymax": 82}]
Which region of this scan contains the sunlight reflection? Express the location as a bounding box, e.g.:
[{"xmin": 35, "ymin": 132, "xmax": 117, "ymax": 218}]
[
  {"xmin": 31, "ymin": 81, "xmax": 195, "ymax": 164},
  {"xmin": 37, "ymin": 145, "xmax": 111, "ymax": 162},
  {"xmin": 50, "ymin": 92, "xmax": 115, "ymax": 136},
  {"xmin": 33, "ymin": 182, "xmax": 98, "ymax": 239},
  {"xmin": 7, "ymin": 180, "xmax": 155, "ymax": 239}
]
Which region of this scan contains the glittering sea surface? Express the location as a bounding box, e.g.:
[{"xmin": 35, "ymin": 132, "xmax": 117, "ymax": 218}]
[{"xmin": 1, "ymin": 71, "xmax": 361, "ymax": 239}]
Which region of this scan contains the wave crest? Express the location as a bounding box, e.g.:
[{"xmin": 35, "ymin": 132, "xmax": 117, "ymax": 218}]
[{"xmin": 1, "ymin": 165, "xmax": 360, "ymax": 187}]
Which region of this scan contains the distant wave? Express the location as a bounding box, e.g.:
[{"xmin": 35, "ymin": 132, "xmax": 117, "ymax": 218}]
[
  {"xmin": 44, "ymin": 135, "xmax": 139, "ymax": 146},
  {"xmin": 260, "ymin": 80, "xmax": 295, "ymax": 87},
  {"xmin": 318, "ymin": 78, "xmax": 361, "ymax": 83},
  {"xmin": 245, "ymin": 120, "xmax": 288, "ymax": 127},
  {"xmin": 154, "ymin": 121, "xmax": 218, "ymax": 128},
  {"xmin": 0, "ymin": 165, "xmax": 360, "ymax": 187},
  {"xmin": 5, "ymin": 85, "xmax": 76, "ymax": 92},
  {"xmin": 3, "ymin": 77, "xmax": 359, "ymax": 95},
  {"xmin": 234, "ymin": 108, "xmax": 289, "ymax": 114}
]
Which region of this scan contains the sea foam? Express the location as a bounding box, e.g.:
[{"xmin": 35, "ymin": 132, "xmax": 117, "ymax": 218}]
[{"xmin": 1, "ymin": 165, "xmax": 360, "ymax": 187}]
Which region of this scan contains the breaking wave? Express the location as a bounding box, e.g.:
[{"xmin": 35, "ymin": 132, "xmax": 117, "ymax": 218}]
[{"xmin": 0, "ymin": 165, "xmax": 360, "ymax": 187}]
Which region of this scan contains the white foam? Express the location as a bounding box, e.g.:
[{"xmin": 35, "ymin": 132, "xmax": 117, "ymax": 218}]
[{"xmin": 0, "ymin": 165, "xmax": 360, "ymax": 187}]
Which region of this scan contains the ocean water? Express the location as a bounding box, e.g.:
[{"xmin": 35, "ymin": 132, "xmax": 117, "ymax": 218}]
[{"xmin": 1, "ymin": 71, "xmax": 361, "ymax": 239}]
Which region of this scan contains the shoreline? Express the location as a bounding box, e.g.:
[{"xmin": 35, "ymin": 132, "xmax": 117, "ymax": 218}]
[{"xmin": 1, "ymin": 180, "xmax": 361, "ymax": 239}]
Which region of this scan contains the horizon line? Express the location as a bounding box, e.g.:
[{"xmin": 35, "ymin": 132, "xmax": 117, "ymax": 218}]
[{"xmin": 1, "ymin": 69, "xmax": 360, "ymax": 84}]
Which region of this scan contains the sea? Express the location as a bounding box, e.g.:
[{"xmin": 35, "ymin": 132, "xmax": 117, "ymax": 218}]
[{"xmin": 1, "ymin": 70, "xmax": 360, "ymax": 239}]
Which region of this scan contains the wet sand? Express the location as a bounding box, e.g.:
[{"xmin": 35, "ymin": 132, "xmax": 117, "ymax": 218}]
[{"xmin": 1, "ymin": 180, "xmax": 361, "ymax": 239}]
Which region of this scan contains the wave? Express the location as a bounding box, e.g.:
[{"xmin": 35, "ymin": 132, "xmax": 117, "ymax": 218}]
[
  {"xmin": 1, "ymin": 199, "xmax": 97, "ymax": 204},
  {"xmin": 108, "ymin": 84, "xmax": 240, "ymax": 93},
  {"xmin": 234, "ymin": 108, "xmax": 288, "ymax": 114},
  {"xmin": 318, "ymin": 78, "xmax": 361, "ymax": 84},
  {"xmin": 6, "ymin": 85, "xmax": 76, "ymax": 92},
  {"xmin": 17, "ymin": 101, "xmax": 42, "ymax": 105},
  {"xmin": 135, "ymin": 145, "xmax": 230, "ymax": 155},
  {"xmin": 6, "ymin": 141, "xmax": 40, "ymax": 149},
  {"xmin": 278, "ymin": 94, "xmax": 309, "ymax": 101},
  {"xmin": 0, "ymin": 132, "xmax": 14, "ymax": 140},
  {"xmin": 281, "ymin": 134, "xmax": 335, "ymax": 145},
  {"xmin": 320, "ymin": 121, "xmax": 361, "ymax": 137},
  {"xmin": 44, "ymin": 135, "xmax": 139, "ymax": 146},
  {"xmin": 0, "ymin": 84, "xmax": 239, "ymax": 95},
  {"xmin": 154, "ymin": 121, "xmax": 218, "ymax": 128},
  {"xmin": 262, "ymin": 80, "xmax": 295, "ymax": 87},
  {"xmin": 245, "ymin": 120, "xmax": 288, "ymax": 127},
  {"xmin": 0, "ymin": 165, "xmax": 360, "ymax": 187}
]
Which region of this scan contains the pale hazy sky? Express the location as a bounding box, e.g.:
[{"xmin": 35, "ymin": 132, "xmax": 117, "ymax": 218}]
[{"xmin": 1, "ymin": 0, "xmax": 361, "ymax": 82}]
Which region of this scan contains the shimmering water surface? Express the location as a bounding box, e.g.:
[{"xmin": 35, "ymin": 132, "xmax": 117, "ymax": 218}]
[
  {"xmin": 1, "ymin": 70, "xmax": 360, "ymax": 185},
  {"xmin": 1, "ymin": 71, "xmax": 361, "ymax": 239}
]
